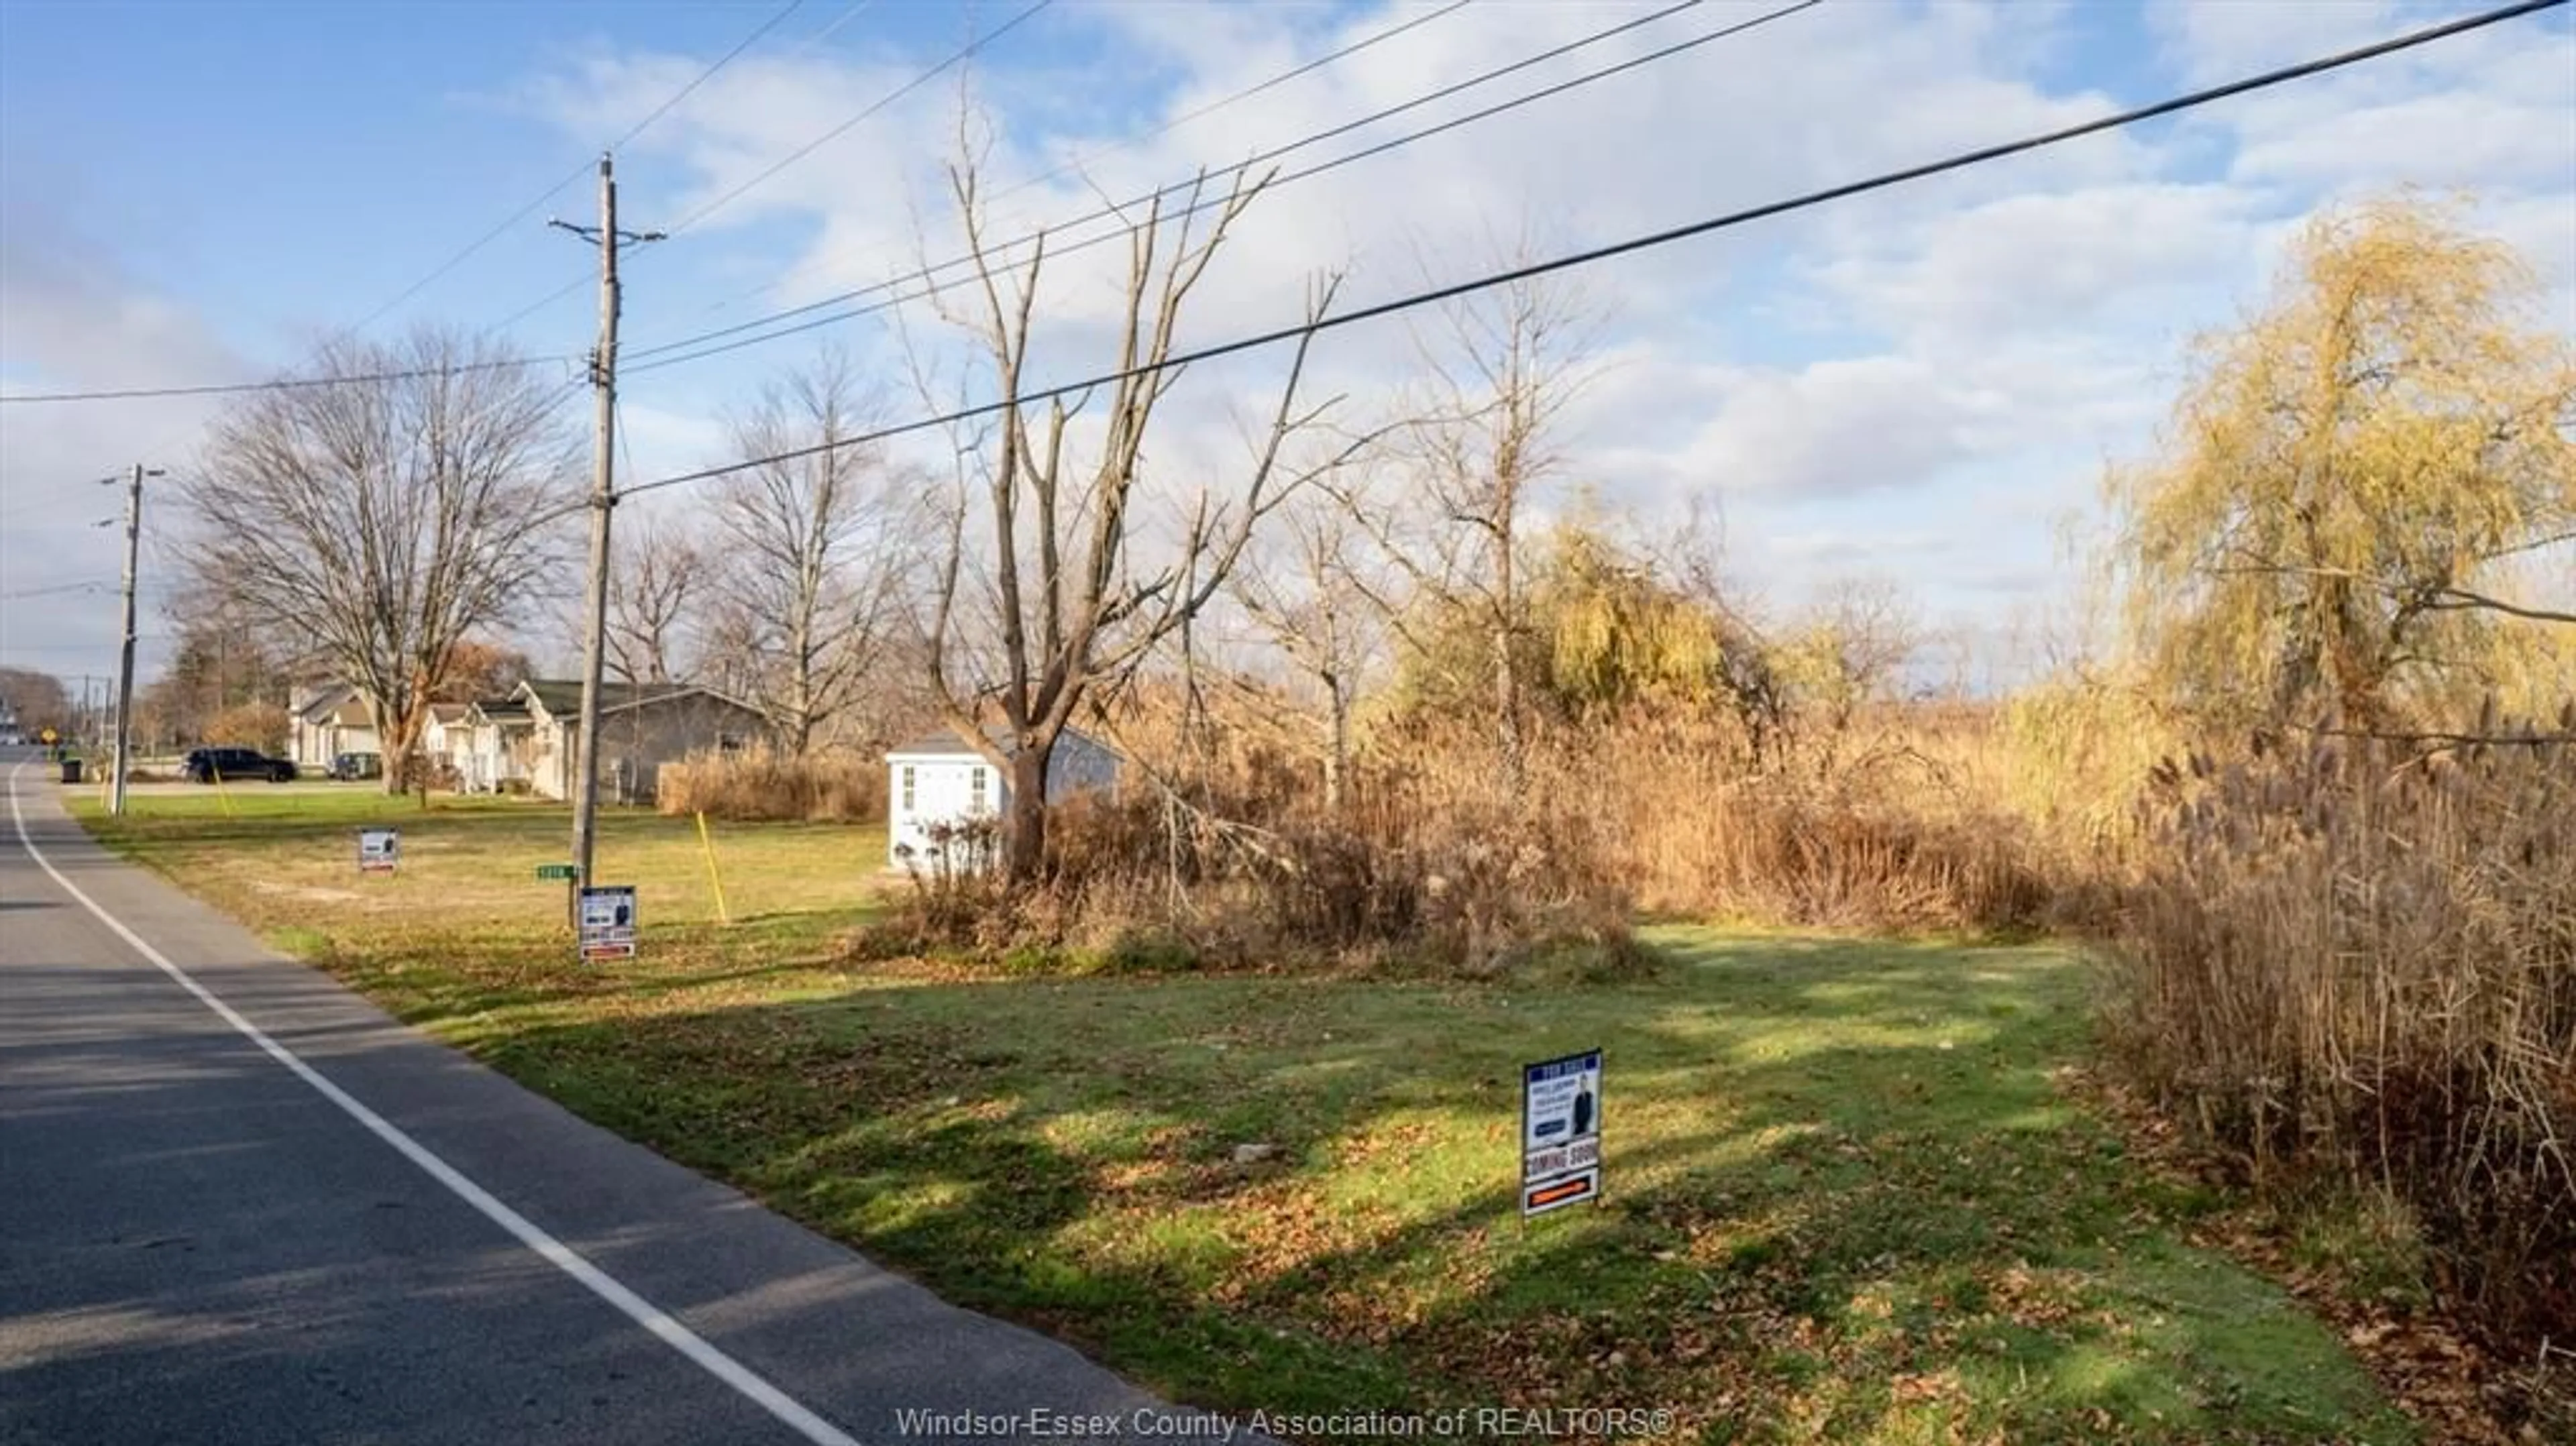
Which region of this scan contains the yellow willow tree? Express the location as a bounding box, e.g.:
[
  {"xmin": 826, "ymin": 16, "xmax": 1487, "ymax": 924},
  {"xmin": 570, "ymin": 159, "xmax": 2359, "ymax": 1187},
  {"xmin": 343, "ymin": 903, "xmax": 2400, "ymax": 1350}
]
[{"xmin": 2110, "ymin": 194, "xmax": 2576, "ymax": 732}]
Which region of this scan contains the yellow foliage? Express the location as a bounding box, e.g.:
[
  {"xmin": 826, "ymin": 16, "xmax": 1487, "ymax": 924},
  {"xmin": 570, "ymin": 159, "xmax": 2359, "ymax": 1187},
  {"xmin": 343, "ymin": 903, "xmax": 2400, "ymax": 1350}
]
[{"xmin": 2110, "ymin": 192, "xmax": 2576, "ymax": 727}]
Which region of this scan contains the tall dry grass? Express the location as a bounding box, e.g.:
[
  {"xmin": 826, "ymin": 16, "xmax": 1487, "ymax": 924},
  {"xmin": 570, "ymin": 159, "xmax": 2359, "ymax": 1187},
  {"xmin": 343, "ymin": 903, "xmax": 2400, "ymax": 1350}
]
[
  {"xmin": 2100, "ymin": 704, "xmax": 2576, "ymax": 1346},
  {"xmin": 656, "ymin": 744, "xmax": 887, "ymax": 822},
  {"xmin": 877, "ymin": 691, "xmax": 2097, "ymax": 972}
]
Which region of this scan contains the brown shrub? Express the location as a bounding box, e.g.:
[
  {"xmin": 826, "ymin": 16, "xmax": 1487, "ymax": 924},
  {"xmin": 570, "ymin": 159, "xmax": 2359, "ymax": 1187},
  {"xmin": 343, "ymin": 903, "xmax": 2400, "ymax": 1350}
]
[
  {"xmin": 205, "ymin": 702, "xmax": 288, "ymax": 755},
  {"xmin": 2097, "ymin": 708, "xmax": 2576, "ymax": 1348},
  {"xmin": 874, "ymin": 695, "xmax": 2065, "ymax": 974},
  {"xmin": 657, "ymin": 744, "xmax": 885, "ymax": 822}
]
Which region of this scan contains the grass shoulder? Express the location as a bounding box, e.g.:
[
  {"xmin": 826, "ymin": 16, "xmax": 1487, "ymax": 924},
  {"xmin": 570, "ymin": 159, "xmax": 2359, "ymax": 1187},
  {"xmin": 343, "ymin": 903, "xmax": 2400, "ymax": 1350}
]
[{"xmin": 68, "ymin": 792, "xmax": 2410, "ymax": 1443}]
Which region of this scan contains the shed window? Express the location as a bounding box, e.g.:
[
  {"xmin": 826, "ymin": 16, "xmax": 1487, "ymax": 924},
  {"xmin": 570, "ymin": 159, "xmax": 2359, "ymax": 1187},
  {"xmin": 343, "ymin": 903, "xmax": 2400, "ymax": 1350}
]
[
  {"xmin": 969, "ymin": 765, "xmax": 988, "ymax": 812},
  {"xmin": 901, "ymin": 765, "xmax": 916, "ymax": 812}
]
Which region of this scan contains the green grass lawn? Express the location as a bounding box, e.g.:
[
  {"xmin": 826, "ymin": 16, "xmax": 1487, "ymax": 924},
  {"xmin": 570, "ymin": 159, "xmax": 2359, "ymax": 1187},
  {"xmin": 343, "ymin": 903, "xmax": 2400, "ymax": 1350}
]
[{"xmin": 71, "ymin": 788, "xmax": 2410, "ymax": 1444}]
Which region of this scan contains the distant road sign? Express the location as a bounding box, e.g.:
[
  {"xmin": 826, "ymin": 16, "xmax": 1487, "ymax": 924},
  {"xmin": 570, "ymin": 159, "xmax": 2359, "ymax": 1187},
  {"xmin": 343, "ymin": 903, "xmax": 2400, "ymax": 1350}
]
[{"xmin": 535, "ymin": 863, "xmax": 580, "ymax": 881}]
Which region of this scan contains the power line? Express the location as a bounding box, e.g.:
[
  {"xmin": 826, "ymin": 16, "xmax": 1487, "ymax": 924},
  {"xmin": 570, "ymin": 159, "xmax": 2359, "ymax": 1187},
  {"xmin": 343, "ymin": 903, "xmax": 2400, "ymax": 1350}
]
[
  {"xmin": 483, "ymin": 0, "xmax": 1051, "ymax": 339},
  {"xmin": 627, "ymin": 0, "xmax": 1747, "ymax": 366},
  {"xmin": 680, "ymin": 0, "xmax": 1479, "ymax": 326},
  {"xmin": 0, "ymin": 354, "xmax": 566, "ymax": 405},
  {"xmin": 0, "ymin": 2, "xmax": 804, "ymax": 408},
  {"xmin": 351, "ymin": 0, "xmax": 810, "ymax": 335},
  {"xmin": 0, "ymin": 581, "xmax": 115, "ymax": 602},
  {"xmin": 790, "ymin": 0, "xmax": 881, "ymax": 58},
  {"xmin": 612, "ymin": 0, "xmax": 810, "ymax": 153},
  {"xmin": 617, "ymin": 0, "xmax": 2565, "ymax": 501},
  {"xmin": 669, "ymin": 0, "xmax": 1054, "ymax": 237}
]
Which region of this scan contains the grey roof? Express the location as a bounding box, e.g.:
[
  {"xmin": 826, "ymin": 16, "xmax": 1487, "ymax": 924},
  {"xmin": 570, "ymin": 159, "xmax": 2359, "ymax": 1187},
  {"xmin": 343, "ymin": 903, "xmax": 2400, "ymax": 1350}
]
[
  {"xmin": 519, "ymin": 679, "xmax": 757, "ymax": 720},
  {"xmin": 292, "ymin": 682, "xmax": 359, "ymax": 723},
  {"xmin": 885, "ymin": 722, "xmax": 1118, "ymax": 761}
]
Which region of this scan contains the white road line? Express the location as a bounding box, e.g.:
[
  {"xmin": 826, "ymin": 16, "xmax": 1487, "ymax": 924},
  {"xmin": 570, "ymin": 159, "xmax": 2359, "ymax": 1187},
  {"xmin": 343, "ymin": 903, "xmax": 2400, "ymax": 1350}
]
[{"xmin": 5, "ymin": 764, "xmax": 863, "ymax": 1446}]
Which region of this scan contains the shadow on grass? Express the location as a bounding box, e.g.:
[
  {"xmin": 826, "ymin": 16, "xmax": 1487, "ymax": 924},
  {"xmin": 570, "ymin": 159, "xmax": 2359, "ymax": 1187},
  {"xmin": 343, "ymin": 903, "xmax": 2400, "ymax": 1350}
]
[{"xmin": 449, "ymin": 937, "xmax": 2408, "ymax": 1445}]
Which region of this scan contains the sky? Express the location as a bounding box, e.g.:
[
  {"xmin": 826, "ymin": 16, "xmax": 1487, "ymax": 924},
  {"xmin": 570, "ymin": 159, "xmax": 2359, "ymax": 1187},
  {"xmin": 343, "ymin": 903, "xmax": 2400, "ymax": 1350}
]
[{"xmin": 1, "ymin": 0, "xmax": 2571, "ymax": 695}]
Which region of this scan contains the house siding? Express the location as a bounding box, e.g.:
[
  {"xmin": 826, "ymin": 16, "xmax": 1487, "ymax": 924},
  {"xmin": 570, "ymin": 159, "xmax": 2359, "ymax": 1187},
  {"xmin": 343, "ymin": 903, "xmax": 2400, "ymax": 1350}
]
[{"xmin": 885, "ymin": 727, "xmax": 1122, "ymax": 869}]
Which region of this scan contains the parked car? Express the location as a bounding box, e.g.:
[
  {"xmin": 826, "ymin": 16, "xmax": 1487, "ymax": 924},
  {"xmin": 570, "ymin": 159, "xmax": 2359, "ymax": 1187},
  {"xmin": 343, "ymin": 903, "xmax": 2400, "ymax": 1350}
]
[
  {"xmin": 327, "ymin": 750, "xmax": 383, "ymax": 782},
  {"xmin": 182, "ymin": 746, "xmax": 297, "ymax": 783}
]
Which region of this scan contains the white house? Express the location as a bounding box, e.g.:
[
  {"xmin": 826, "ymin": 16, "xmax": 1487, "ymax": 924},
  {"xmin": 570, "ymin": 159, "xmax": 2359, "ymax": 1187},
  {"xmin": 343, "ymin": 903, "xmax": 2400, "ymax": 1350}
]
[
  {"xmin": 885, "ymin": 724, "xmax": 1122, "ymax": 870},
  {"xmin": 286, "ymin": 683, "xmax": 381, "ymax": 768},
  {"xmin": 458, "ymin": 693, "xmax": 535, "ymax": 794},
  {"xmin": 419, "ymin": 703, "xmax": 471, "ymax": 783}
]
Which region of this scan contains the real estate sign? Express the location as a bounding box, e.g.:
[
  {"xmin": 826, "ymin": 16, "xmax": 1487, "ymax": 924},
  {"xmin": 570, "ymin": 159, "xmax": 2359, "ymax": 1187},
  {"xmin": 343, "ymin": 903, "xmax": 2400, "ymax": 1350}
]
[
  {"xmin": 578, "ymin": 885, "xmax": 638, "ymax": 961},
  {"xmin": 357, "ymin": 828, "xmax": 399, "ymax": 874},
  {"xmin": 1520, "ymin": 1048, "xmax": 1603, "ymax": 1218}
]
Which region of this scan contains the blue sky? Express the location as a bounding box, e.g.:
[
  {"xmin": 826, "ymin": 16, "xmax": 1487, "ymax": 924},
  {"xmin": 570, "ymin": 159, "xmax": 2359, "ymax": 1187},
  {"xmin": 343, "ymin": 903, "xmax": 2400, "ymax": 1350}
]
[{"xmin": 3, "ymin": 0, "xmax": 2570, "ymax": 687}]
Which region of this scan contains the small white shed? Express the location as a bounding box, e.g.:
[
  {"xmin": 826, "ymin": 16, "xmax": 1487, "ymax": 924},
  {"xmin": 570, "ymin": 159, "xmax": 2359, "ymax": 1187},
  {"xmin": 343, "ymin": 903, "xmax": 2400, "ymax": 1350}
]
[{"xmin": 885, "ymin": 724, "xmax": 1122, "ymax": 870}]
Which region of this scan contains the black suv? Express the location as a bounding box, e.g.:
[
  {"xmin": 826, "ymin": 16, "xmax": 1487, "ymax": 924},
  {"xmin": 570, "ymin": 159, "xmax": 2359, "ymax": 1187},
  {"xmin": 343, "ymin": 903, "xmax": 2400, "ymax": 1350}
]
[{"xmin": 182, "ymin": 747, "xmax": 297, "ymax": 783}]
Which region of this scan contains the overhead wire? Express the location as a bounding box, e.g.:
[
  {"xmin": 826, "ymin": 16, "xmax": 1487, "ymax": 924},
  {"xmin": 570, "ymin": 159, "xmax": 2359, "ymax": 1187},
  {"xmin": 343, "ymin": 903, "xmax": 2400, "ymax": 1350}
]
[
  {"xmin": 0, "ymin": 0, "xmax": 806, "ymax": 407},
  {"xmin": 611, "ymin": 0, "xmax": 2566, "ymax": 502},
  {"xmin": 679, "ymin": 0, "xmax": 1479, "ymax": 325},
  {"xmin": 667, "ymin": 0, "xmax": 1054, "ymax": 237},
  {"xmin": 484, "ymin": 0, "xmax": 1053, "ymax": 336},
  {"xmin": 625, "ymin": 0, "xmax": 1752, "ymax": 366},
  {"xmin": 286, "ymin": 0, "xmax": 813, "ymax": 358}
]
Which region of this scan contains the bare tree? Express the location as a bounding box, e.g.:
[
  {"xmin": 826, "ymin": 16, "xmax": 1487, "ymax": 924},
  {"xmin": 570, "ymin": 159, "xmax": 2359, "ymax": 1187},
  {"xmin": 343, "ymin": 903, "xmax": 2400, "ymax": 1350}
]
[
  {"xmin": 915, "ymin": 143, "xmax": 1348, "ymax": 883},
  {"xmin": 1776, "ymin": 575, "xmax": 1924, "ymax": 743},
  {"xmin": 1334, "ymin": 265, "xmax": 1599, "ymax": 787},
  {"xmin": 1232, "ymin": 488, "xmax": 1386, "ymax": 811},
  {"xmin": 606, "ymin": 516, "xmax": 702, "ymax": 685},
  {"xmin": 711, "ymin": 350, "xmax": 920, "ymax": 753},
  {"xmin": 182, "ymin": 329, "xmax": 577, "ymax": 793}
]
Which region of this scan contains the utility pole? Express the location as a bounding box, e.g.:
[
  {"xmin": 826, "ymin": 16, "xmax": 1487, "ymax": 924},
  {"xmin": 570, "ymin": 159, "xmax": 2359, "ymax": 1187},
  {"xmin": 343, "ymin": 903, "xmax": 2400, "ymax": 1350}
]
[
  {"xmin": 550, "ymin": 154, "xmax": 662, "ymax": 901},
  {"xmin": 106, "ymin": 463, "xmax": 165, "ymax": 816}
]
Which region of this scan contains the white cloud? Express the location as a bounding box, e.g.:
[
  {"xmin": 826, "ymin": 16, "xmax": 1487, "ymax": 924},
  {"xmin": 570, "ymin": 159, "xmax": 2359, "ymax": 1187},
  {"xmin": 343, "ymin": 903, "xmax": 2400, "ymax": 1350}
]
[
  {"xmin": 17, "ymin": 0, "xmax": 2573, "ymax": 693},
  {"xmin": 0, "ymin": 204, "xmax": 242, "ymax": 681}
]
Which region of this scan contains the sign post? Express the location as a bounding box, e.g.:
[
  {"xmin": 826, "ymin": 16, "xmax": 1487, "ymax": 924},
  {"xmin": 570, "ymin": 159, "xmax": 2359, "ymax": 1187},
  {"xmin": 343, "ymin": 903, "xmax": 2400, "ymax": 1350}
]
[
  {"xmin": 577, "ymin": 885, "xmax": 637, "ymax": 962},
  {"xmin": 537, "ymin": 861, "xmax": 580, "ymax": 930},
  {"xmin": 357, "ymin": 828, "xmax": 400, "ymax": 874},
  {"xmin": 1520, "ymin": 1048, "xmax": 1603, "ymax": 1219}
]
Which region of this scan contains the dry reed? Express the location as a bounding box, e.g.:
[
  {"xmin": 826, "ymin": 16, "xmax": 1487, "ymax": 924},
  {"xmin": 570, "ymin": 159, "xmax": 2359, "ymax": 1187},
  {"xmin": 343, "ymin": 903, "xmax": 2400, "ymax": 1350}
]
[
  {"xmin": 2100, "ymin": 702, "xmax": 2576, "ymax": 1347},
  {"xmin": 656, "ymin": 744, "xmax": 888, "ymax": 822}
]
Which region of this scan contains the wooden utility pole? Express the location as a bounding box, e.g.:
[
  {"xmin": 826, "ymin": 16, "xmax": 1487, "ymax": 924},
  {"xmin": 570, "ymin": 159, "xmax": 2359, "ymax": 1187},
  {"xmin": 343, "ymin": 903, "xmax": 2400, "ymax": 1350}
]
[
  {"xmin": 551, "ymin": 154, "xmax": 660, "ymax": 897},
  {"xmin": 107, "ymin": 463, "xmax": 161, "ymax": 815}
]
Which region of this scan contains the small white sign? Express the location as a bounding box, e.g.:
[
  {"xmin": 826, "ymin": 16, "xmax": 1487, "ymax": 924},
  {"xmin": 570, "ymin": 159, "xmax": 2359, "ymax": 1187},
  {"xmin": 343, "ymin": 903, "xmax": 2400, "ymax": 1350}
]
[
  {"xmin": 578, "ymin": 885, "xmax": 637, "ymax": 961},
  {"xmin": 1521, "ymin": 1048, "xmax": 1603, "ymax": 1217},
  {"xmin": 358, "ymin": 828, "xmax": 399, "ymax": 874}
]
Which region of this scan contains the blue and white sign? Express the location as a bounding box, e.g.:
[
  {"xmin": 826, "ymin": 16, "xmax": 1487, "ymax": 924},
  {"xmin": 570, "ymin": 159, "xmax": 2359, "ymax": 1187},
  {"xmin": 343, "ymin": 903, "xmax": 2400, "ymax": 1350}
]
[{"xmin": 1521, "ymin": 1048, "xmax": 1603, "ymax": 1217}]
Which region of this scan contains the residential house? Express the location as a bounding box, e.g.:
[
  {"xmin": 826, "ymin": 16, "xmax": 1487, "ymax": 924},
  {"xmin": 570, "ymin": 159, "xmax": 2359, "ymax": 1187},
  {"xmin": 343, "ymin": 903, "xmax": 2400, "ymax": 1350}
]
[
  {"xmin": 418, "ymin": 703, "xmax": 471, "ymax": 785},
  {"xmin": 885, "ymin": 724, "xmax": 1122, "ymax": 870},
  {"xmin": 457, "ymin": 679, "xmax": 767, "ymax": 801},
  {"xmin": 286, "ymin": 683, "xmax": 380, "ymax": 768},
  {"xmin": 458, "ymin": 693, "xmax": 536, "ymax": 794}
]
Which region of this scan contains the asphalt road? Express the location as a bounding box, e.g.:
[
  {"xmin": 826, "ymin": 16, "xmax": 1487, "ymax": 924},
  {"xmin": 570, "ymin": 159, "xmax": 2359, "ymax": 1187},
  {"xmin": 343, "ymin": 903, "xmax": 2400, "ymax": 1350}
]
[{"xmin": 0, "ymin": 753, "xmax": 1236, "ymax": 1446}]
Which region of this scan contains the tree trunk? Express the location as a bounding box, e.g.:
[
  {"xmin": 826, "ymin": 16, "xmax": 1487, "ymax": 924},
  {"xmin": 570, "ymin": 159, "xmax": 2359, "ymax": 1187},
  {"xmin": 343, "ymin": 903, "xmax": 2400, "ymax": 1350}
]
[
  {"xmin": 1323, "ymin": 675, "xmax": 1350, "ymax": 813},
  {"xmin": 1006, "ymin": 742, "xmax": 1053, "ymax": 884},
  {"xmin": 375, "ymin": 698, "xmax": 423, "ymax": 798}
]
